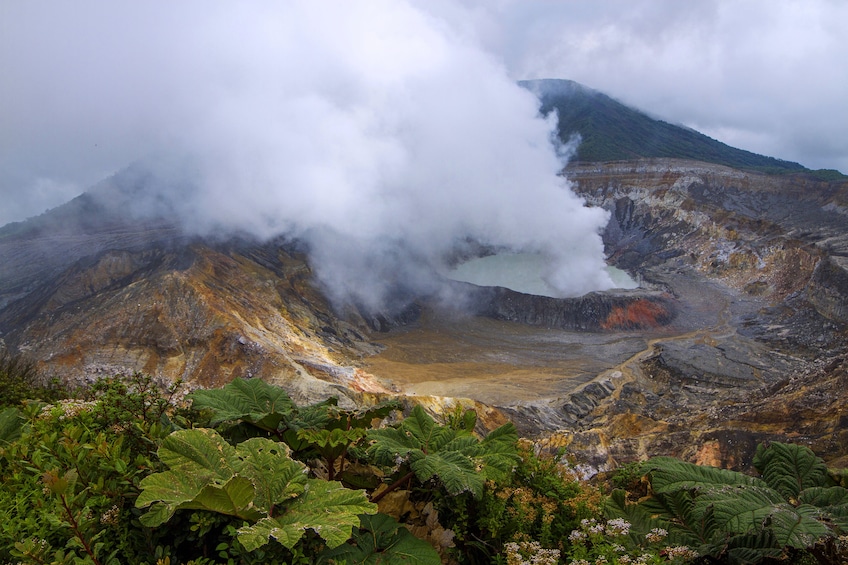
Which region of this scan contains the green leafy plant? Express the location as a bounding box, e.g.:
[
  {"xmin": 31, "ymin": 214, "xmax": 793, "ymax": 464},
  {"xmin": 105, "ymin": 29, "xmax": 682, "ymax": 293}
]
[
  {"xmin": 0, "ymin": 406, "xmax": 24, "ymax": 446},
  {"xmin": 136, "ymin": 428, "xmax": 378, "ymax": 552},
  {"xmin": 188, "ymin": 377, "xmax": 296, "ymax": 436},
  {"xmin": 608, "ymin": 442, "xmax": 848, "ymax": 564},
  {"xmin": 188, "ymin": 377, "xmax": 400, "ymax": 466},
  {"xmin": 366, "ymin": 404, "xmax": 519, "ymax": 503},
  {"xmin": 318, "ymin": 512, "xmax": 441, "ymax": 564},
  {"xmin": 0, "ymin": 378, "xmax": 177, "ymax": 564},
  {"xmin": 438, "ymin": 441, "xmax": 603, "ymax": 564}
]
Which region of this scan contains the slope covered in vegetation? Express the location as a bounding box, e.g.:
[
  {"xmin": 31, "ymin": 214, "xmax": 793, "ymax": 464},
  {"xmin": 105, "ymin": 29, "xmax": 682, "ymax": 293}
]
[
  {"xmin": 520, "ymin": 79, "xmax": 822, "ymax": 175},
  {"xmin": 1, "ymin": 358, "xmax": 846, "ymax": 564}
]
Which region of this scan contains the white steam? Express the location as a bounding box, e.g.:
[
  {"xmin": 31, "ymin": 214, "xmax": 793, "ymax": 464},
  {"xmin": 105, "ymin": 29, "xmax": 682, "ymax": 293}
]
[{"xmin": 4, "ymin": 1, "xmax": 614, "ymax": 308}]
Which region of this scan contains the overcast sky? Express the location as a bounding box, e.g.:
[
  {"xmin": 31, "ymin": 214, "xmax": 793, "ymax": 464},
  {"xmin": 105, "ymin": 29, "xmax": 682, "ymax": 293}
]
[{"xmin": 1, "ymin": 0, "xmax": 846, "ymax": 230}]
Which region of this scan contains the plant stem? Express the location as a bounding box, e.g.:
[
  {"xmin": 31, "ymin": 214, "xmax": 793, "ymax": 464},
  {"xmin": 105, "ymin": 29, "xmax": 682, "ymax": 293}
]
[
  {"xmin": 59, "ymin": 494, "xmax": 102, "ymax": 565},
  {"xmin": 370, "ymin": 470, "xmax": 416, "ymax": 504}
]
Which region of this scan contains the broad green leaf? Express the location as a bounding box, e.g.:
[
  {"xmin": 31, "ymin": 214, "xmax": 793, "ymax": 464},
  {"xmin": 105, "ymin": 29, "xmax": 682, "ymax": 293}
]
[
  {"xmin": 189, "ymin": 477, "xmax": 259, "ymax": 521},
  {"xmin": 643, "ymin": 456, "xmax": 767, "ymax": 494},
  {"xmin": 367, "ymin": 406, "xmax": 518, "ymax": 499},
  {"xmin": 698, "ymin": 485, "xmax": 786, "ymax": 534},
  {"xmin": 475, "ymin": 422, "xmax": 520, "ymax": 482},
  {"xmin": 800, "ymin": 486, "xmax": 848, "ymax": 530},
  {"xmin": 238, "ymin": 516, "xmax": 303, "ymax": 553},
  {"xmin": 767, "ymin": 504, "xmax": 832, "ymax": 548},
  {"xmin": 237, "ymin": 437, "xmax": 307, "ymax": 510},
  {"xmin": 139, "ymin": 502, "xmax": 178, "ymax": 528},
  {"xmin": 410, "ymin": 449, "xmax": 484, "ymax": 497},
  {"xmin": 289, "ymin": 398, "xmax": 336, "ymax": 430},
  {"xmin": 136, "ymin": 466, "xmax": 221, "ymax": 525},
  {"xmin": 298, "ymin": 427, "xmax": 366, "ymax": 460},
  {"xmin": 799, "ymin": 486, "xmax": 848, "ymax": 508},
  {"xmin": 722, "ymin": 531, "xmax": 784, "ymax": 564},
  {"xmin": 696, "ymin": 485, "xmax": 833, "ymax": 548},
  {"xmin": 0, "ymin": 407, "xmax": 24, "ymax": 445},
  {"xmin": 156, "ymin": 427, "xmax": 238, "ymax": 479},
  {"xmin": 367, "ymin": 427, "xmax": 423, "ymax": 466},
  {"xmin": 754, "ymin": 442, "xmax": 828, "ymax": 499},
  {"xmin": 189, "ymin": 378, "xmax": 294, "ymax": 430},
  {"xmin": 317, "ymin": 513, "xmax": 441, "ymax": 564},
  {"xmin": 401, "ymin": 405, "xmax": 452, "ymax": 454},
  {"xmin": 237, "ymin": 480, "xmax": 377, "ymax": 550},
  {"xmin": 136, "ymin": 429, "xmax": 242, "ymax": 524},
  {"xmin": 640, "ymin": 488, "xmax": 718, "ymax": 546}
]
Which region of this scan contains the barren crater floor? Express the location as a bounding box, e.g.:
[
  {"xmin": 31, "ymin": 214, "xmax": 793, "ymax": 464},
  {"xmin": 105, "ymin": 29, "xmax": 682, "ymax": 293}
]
[{"xmin": 364, "ymin": 270, "xmax": 746, "ymax": 405}]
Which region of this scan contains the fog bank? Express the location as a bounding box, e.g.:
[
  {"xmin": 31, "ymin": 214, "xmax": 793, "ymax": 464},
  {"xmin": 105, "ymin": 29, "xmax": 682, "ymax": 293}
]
[{"xmin": 2, "ymin": 1, "xmax": 614, "ymax": 308}]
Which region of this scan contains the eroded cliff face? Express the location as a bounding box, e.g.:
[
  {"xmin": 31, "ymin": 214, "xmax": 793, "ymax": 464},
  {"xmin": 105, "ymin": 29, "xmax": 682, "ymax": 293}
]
[
  {"xmin": 543, "ymin": 160, "xmax": 848, "ymax": 470},
  {"xmin": 0, "ymin": 239, "xmax": 390, "ymax": 407}
]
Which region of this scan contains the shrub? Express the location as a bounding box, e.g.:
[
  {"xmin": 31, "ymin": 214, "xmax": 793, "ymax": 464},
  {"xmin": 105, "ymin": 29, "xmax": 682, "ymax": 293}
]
[{"xmin": 607, "ymin": 442, "xmax": 848, "ymax": 564}]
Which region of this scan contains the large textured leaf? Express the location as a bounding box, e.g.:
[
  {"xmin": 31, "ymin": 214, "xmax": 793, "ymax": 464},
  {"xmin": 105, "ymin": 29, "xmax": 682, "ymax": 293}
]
[
  {"xmin": 474, "ymin": 422, "xmax": 520, "ymax": 482},
  {"xmin": 188, "ymin": 477, "xmax": 259, "ymax": 520},
  {"xmin": 399, "ymin": 405, "xmax": 461, "ymax": 454},
  {"xmin": 367, "ymin": 427, "xmax": 424, "ymax": 466},
  {"xmin": 298, "ymin": 427, "xmax": 367, "ymax": 460},
  {"xmin": 640, "ymin": 488, "xmax": 718, "ymax": 546},
  {"xmin": 237, "ymin": 437, "xmax": 307, "ymax": 510},
  {"xmin": 698, "ymin": 486, "xmax": 831, "ymax": 548},
  {"xmin": 799, "ymin": 486, "xmax": 848, "ymax": 508},
  {"xmin": 767, "ymin": 504, "xmax": 832, "ymax": 548},
  {"xmin": 410, "ymin": 449, "xmax": 485, "ymax": 496},
  {"xmin": 644, "ymin": 457, "xmax": 767, "ymax": 494},
  {"xmin": 722, "ymin": 531, "xmax": 784, "ymax": 565},
  {"xmin": 367, "ymin": 406, "xmax": 518, "ymax": 499},
  {"xmin": 155, "ymin": 427, "xmax": 239, "ymax": 477},
  {"xmin": 189, "ymin": 378, "xmax": 294, "ymax": 430},
  {"xmin": 137, "ymin": 429, "xmax": 310, "ymax": 526},
  {"xmin": 237, "ymin": 480, "xmax": 376, "ymax": 551},
  {"xmin": 800, "ymin": 486, "xmax": 848, "ymax": 530},
  {"xmin": 0, "ymin": 407, "xmax": 24, "ymax": 445},
  {"xmin": 753, "ymin": 442, "xmax": 828, "ymax": 499},
  {"xmin": 317, "ymin": 513, "xmax": 441, "ymax": 564},
  {"xmin": 699, "ymin": 485, "xmax": 786, "ymax": 534},
  {"xmin": 136, "ymin": 428, "xmax": 239, "ymax": 525}
]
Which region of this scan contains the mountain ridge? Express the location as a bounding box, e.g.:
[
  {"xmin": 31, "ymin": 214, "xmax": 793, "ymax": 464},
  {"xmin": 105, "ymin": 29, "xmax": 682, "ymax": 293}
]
[{"xmin": 521, "ymin": 78, "xmax": 844, "ymax": 178}]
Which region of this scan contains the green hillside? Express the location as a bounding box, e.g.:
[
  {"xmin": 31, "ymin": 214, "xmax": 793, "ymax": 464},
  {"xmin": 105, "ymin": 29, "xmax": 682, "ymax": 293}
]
[{"xmin": 520, "ymin": 79, "xmax": 807, "ymax": 174}]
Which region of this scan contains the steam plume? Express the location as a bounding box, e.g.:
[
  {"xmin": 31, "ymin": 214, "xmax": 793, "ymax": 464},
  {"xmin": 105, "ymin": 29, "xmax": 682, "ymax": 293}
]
[{"xmin": 4, "ymin": 1, "xmax": 614, "ymax": 308}]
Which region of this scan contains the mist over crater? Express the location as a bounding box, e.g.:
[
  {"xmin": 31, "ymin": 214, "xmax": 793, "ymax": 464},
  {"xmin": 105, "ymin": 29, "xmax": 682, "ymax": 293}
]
[{"xmin": 50, "ymin": 0, "xmax": 618, "ymax": 312}]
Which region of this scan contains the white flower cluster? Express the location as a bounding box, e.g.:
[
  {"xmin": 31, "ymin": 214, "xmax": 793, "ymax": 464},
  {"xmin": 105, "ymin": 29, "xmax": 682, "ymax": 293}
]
[
  {"xmin": 664, "ymin": 546, "xmax": 698, "ymax": 560},
  {"xmin": 569, "ymin": 529, "xmax": 587, "ymax": 543},
  {"xmin": 504, "ymin": 541, "xmax": 560, "ymax": 565},
  {"xmin": 618, "ymin": 555, "xmax": 652, "ymax": 565},
  {"xmin": 645, "ymin": 527, "xmax": 668, "ymax": 543},
  {"xmin": 604, "ymin": 518, "xmax": 632, "ymax": 537},
  {"xmin": 40, "ymin": 399, "xmax": 96, "ymax": 421},
  {"xmin": 100, "ymin": 504, "xmax": 120, "ymax": 526}
]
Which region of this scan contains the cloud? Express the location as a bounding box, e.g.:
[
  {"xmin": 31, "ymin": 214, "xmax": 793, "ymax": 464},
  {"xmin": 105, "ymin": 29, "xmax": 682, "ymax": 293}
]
[
  {"xmin": 0, "ymin": 1, "xmax": 613, "ymax": 309},
  {"xmin": 468, "ymin": 0, "xmax": 848, "ymax": 173}
]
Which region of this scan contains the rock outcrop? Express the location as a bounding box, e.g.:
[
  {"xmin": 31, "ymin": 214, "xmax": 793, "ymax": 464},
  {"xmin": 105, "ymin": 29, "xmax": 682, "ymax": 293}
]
[{"xmin": 460, "ymin": 283, "xmax": 676, "ymax": 331}]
